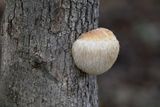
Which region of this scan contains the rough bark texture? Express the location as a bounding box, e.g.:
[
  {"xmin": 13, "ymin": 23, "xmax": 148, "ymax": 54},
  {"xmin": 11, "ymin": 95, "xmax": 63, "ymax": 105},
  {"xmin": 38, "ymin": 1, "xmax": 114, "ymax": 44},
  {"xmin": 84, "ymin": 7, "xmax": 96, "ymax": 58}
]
[
  {"xmin": 0, "ymin": 0, "xmax": 5, "ymax": 20},
  {"xmin": 0, "ymin": 0, "xmax": 99, "ymax": 107},
  {"xmin": 0, "ymin": 0, "xmax": 5, "ymax": 73}
]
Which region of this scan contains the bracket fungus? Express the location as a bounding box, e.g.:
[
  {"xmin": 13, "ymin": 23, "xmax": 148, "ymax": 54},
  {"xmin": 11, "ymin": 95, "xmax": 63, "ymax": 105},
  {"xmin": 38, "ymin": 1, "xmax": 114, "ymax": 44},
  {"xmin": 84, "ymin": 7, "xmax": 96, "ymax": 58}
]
[{"xmin": 72, "ymin": 28, "xmax": 120, "ymax": 75}]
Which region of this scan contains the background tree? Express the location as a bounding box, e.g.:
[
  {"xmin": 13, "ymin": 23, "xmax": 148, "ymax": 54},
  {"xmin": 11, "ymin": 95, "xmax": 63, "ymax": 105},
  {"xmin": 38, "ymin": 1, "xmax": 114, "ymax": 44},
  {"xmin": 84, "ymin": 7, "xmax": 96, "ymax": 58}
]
[{"xmin": 0, "ymin": 0, "xmax": 99, "ymax": 107}]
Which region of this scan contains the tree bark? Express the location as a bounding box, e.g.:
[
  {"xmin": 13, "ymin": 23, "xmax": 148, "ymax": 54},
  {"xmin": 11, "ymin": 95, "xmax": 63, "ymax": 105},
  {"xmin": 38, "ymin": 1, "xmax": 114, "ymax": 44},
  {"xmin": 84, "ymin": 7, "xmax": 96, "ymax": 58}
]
[{"xmin": 0, "ymin": 0, "xmax": 99, "ymax": 107}]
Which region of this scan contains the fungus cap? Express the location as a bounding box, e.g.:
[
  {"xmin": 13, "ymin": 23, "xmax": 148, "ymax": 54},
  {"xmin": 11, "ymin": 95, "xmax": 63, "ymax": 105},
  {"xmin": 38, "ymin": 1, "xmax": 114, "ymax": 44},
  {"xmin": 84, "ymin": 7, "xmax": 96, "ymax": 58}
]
[{"xmin": 72, "ymin": 28, "xmax": 120, "ymax": 75}]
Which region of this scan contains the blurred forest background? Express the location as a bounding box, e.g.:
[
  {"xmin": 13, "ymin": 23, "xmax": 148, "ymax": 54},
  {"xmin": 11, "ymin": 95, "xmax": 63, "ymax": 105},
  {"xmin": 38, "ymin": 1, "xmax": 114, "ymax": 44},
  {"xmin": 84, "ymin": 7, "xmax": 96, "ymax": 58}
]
[{"xmin": 98, "ymin": 0, "xmax": 160, "ymax": 107}]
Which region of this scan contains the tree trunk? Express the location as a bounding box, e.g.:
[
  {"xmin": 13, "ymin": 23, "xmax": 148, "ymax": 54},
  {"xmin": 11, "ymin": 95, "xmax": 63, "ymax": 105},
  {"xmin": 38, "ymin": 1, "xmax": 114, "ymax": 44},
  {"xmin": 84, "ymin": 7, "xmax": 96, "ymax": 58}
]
[{"xmin": 0, "ymin": 0, "xmax": 99, "ymax": 107}]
